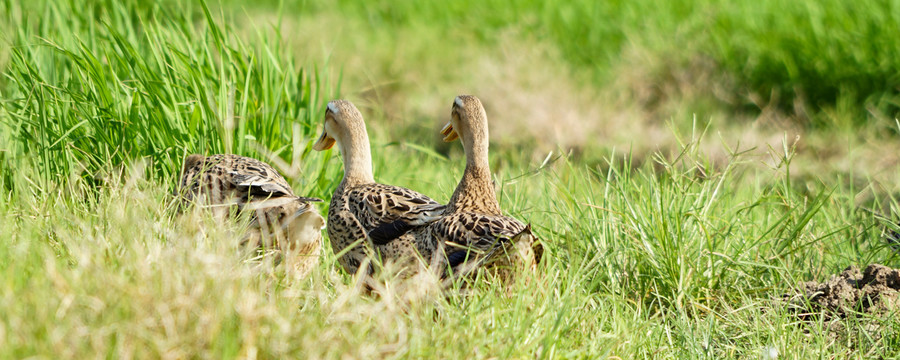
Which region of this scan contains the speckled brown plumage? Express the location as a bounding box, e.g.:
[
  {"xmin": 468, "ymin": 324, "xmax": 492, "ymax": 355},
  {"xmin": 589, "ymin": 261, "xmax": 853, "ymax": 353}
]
[
  {"xmin": 177, "ymin": 153, "xmax": 325, "ymax": 276},
  {"xmin": 313, "ymin": 100, "xmax": 446, "ymax": 275},
  {"xmin": 425, "ymin": 95, "xmax": 542, "ymax": 280}
]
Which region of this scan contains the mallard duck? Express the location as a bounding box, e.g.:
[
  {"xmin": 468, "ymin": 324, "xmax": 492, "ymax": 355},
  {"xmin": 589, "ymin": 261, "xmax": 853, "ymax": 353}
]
[
  {"xmin": 428, "ymin": 95, "xmax": 542, "ymax": 279},
  {"xmin": 312, "ymin": 100, "xmax": 446, "ymax": 275},
  {"xmin": 178, "ymin": 154, "xmax": 325, "ymax": 276}
]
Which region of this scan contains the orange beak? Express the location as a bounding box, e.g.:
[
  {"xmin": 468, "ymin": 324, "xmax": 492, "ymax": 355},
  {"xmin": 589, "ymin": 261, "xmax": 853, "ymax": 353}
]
[
  {"xmin": 313, "ymin": 127, "xmax": 335, "ymax": 151},
  {"xmin": 440, "ymin": 122, "xmax": 458, "ymax": 142}
]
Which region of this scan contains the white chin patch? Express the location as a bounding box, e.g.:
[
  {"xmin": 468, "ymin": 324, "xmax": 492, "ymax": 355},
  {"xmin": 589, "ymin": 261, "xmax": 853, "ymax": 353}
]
[
  {"xmin": 327, "ymin": 102, "xmax": 340, "ymax": 115},
  {"xmin": 454, "ymin": 97, "xmax": 465, "ymax": 108}
]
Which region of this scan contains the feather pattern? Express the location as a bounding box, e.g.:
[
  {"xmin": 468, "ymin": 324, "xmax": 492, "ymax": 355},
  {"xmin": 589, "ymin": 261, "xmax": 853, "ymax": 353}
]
[
  {"xmin": 425, "ymin": 95, "xmax": 542, "ymax": 279},
  {"xmin": 178, "ymin": 153, "xmax": 324, "ymax": 277},
  {"xmin": 313, "ymin": 100, "xmax": 446, "ymax": 274},
  {"xmin": 327, "ymin": 181, "xmax": 446, "ymax": 273},
  {"xmin": 179, "ymin": 154, "xmax": 306, "ymax": 204}
]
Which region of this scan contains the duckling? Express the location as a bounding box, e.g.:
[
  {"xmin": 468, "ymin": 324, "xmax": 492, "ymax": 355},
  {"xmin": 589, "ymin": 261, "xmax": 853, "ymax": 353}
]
[
  {"xmin": 429, "ymin": 95, "xmax": 542, "ymax": 280},
  {"xmin": 178, "ymin": 154, "xmax": 324, "ymax": 276},
  {"xmin": 313, "ymin": 100, "xmax": 446, "ymax": 275}
]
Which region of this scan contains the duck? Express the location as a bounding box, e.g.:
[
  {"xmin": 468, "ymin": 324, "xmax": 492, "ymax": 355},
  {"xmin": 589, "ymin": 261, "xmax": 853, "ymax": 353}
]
[
  {"xmin": 312, "ymin": 100, "xmax": 447, "ymax": 275},
  {"xmin": 178, "ymin": 153, "xmax": 325, "ymax": 276},
  {"xmin": 427, "ymin": 95, "xmax": 542, "ymax": 280}
]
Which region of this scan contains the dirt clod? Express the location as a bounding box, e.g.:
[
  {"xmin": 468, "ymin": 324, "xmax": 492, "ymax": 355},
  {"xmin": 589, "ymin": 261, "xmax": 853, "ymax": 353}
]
[
  {"xmin": 787, "ymin": 264, "xmax": 900, "ymax": 342},
  {"xmin": 794, "ymin": 264, "xmax": 900, "ymax": 316}
]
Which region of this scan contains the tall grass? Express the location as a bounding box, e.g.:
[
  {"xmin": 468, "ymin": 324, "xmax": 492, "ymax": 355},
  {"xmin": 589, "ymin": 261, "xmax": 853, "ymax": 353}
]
[
  {"xmin": 1, "ymin": 0, "xmax": 335, "ymax": 194},
  {"xmin": 3, "ymin": 133, "xmax": 899, "ymax": 357},
  {"xmin": 3, "ymin": 0, "xmax": 900, "ymax": 358}
]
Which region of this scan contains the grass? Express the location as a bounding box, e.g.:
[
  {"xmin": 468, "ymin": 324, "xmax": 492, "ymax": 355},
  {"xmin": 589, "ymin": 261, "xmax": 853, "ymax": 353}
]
[
  {"xmin": 269, "ymin": 0, "xmax": 900, "ymax": 127},
  {"xmin": 1, "ymin": 0, "xmax": 334, "ymax": 192},
  {"xmin": 3, "ymin": 0, "xmax": 900, "ymax": 358},
  {"xmin": 232, "ymin": 0, "xmax": 900, "ymax": 174}
]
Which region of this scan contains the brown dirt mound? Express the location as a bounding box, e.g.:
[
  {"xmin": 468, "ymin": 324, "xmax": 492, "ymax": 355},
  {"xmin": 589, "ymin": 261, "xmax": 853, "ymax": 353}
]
[
  {"xmin": 792, "ymin": 264, "xmax": 900, "ymax": 317},
  {"xmin": 787, "ymin": 264, "xmax": 900, "ymax": 343}
]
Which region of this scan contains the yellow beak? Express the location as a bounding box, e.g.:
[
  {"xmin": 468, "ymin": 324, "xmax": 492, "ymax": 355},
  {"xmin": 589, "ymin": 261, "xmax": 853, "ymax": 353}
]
[
  {"xmin": 440, "ymin": 122, "xmax": 459, "ymax": 142},
  {"xmin": 312, "ymin": 128, "xmax": 335, "ymax": 151}
]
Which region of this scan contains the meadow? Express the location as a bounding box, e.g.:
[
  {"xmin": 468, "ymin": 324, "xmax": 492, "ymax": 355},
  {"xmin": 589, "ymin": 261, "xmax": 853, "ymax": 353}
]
[{"xmin": 1, "ymin": 0, "xmax": 900, "ymax": 358}]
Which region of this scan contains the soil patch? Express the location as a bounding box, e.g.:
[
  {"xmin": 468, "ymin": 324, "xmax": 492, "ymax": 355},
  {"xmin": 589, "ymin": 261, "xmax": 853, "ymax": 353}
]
[
  {"xmin": 788, "ymin": 264, "xmax": 900, "ymax": 338},
  {"xmin": 796, "ymin": 264, "xmax": 900, "ymax": 316}
]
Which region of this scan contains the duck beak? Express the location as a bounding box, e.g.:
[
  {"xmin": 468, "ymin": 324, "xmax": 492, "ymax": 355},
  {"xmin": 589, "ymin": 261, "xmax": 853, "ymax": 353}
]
[
  {"xmin": 312, "ymin": 127, "xmax": 335, "ymax": 151},
  {"xmin": 440, "ymin": 122, "xmax": 459, "ymax": 142}
]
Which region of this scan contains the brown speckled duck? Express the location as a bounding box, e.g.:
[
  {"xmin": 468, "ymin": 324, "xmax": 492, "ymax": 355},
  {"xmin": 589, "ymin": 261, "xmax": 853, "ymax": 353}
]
[
  {"xmin": 178, "ymin": 154, "xmax": 325, "ymax": 276},
  {"xmin": 427, "ymin": 95, "xmax": 542, "ymax": 279},
  {"xmin": 312, "ymin": 100, "xmax": 446, "ymax": 275}
]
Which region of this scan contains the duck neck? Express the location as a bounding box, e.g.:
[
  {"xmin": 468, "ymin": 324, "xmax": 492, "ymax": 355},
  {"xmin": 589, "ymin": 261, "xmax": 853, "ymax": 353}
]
[
  {"xmin": 447, "ymin": 132, "xmax": 501, "ymax": 215},
  {"xmin": 339, "ymin": 129, "xmax": 375, "ymax": 187}
]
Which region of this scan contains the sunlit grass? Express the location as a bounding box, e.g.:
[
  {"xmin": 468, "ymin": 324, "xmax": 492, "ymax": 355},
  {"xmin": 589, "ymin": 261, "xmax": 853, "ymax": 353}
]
[
  {"xmin": 4, "ymin": 137, "xmax": 900, "ymax": 357},
  {"xmin": 2, "ymin": 0, "xmax": 900, "ymax": 358},
  {"xmin": 276, "ymin": 0, "xmax": 900, "ymax": 125},
  {"xmin": 0, "ymin": 0, "xmax": 335, "ymax": 194}
]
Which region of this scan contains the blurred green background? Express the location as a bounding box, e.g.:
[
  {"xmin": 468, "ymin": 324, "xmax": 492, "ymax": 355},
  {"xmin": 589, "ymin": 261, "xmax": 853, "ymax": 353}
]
[{"xmin": 4, "ymin": 0, "xmax": 899, "ymax": 182}]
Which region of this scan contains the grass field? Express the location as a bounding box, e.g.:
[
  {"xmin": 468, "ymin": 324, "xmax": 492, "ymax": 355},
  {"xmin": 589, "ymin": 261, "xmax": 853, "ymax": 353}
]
[{"xmin": 2, "ymin": 0, "xmax": 900, "ymax": 358}]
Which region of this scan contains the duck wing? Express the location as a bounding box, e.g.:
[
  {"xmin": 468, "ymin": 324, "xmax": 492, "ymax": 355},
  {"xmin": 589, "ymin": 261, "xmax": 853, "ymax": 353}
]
[
  {"xmin": 345, "ymin": 183, "xmax": 446, "ymax": 245},
  {"xmin": 428, "ymin": 213, "xmax": 536, "ymax": 276},
  {"xmin": 227, "ymin": 155, "xmax": 295, "ymax": 198}
]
